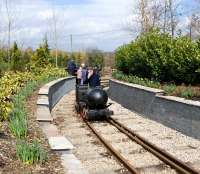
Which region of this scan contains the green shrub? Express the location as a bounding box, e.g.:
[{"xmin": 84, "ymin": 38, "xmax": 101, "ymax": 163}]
[
  {"xmin": 0, "ymin": 71, "xmax": 32, "ymax": 121},
  {"xmin": 115, "ymin": 45, "xmax": 130, "ymax": 74},
  {"xmin": 16, "ymin": 139, "xmax": 47, "ymax": 165},
  {"xmin": 87, "ymin": 49, "xmax": 105, "ymax": 69},
  {"xmin": 0, "ymin": 66, "xmax": 66, "ymax": 121},
  {"xmin": 0, "ymin": 66, "xmax": 66, "ymax": 165},
  {"xmin": 163, "ymin": 84, "xmax": 176, "ymax": 95},
  {"xmin": 115, "ymin": 29, "xmax": 200, "ymax": 84}
]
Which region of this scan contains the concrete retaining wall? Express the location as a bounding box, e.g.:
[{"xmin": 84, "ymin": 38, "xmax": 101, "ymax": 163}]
[
  {"xmin": 37, "ymin": 77, "xmax": 76, "ymax": 121},
  {"xmin": 36, "ymin": 76, "xmax": 79, "ymax": 172},
  {"xmin": 48, "ymin": 77, "xmax": 75, "ymax": 111},
  {"xmin": 109, "ymin": 79, "xmax": 200, "ymax": 139},
  {"xmin": 38, "ymin": 77, "xmax": 76, "ymax": 111}
]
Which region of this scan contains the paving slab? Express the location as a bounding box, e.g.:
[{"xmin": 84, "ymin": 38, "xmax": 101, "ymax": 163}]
[
  {"xmin": 36, "ymin": 105, "xmax": 53, "ymax": 121},
  {"xmin": 49, "ymin": 136, "xmax": 74, "ymax": 150},
  {"xmin": 39, "ymin": 122, "xmax": 60, "ymax": 137},
  {"xmin": 37, "ymin": 95, "xmax": 49, "ymax": 106},
  {"xmin": 61, "ymin": 151, "xmax": 89, "ymax": 174},
  {"xmin": 38, "ymin": 86, "xmax": 49, "ymax": 95}
]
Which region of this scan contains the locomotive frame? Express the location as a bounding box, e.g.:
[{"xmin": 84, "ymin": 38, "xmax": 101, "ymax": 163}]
[{"xmin": 75, "ymin": 84, "xmax": 113, "ymax": 121}]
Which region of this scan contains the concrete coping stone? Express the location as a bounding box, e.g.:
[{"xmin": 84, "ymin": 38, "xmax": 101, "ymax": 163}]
[
  {"xmin": 157, "ymin": 95, "xmax": 200, "ymax": 107},
  {"xmin": 61, "ymin": 152, "xmax": 89, "ymax": 174},
  {"xmin": 111, "ymin": 79, "xmax": 200, "ymax": 107},
  {"xmin": 49, "ymin": 136, "xmax": 74, "ymax": 150},
  {"xmin": 37, "ymin": 77, "xmax": 84, "ymax": 173},
  {"xmin": 110, "ymin": 79, "xmax": 164, "ymax": 94},
  {"xmin": 36, "ymin": 105, "xmax": 53, "ymax": 122},
  {"xmin": 38, "ymin": 77, "xmax": 75, "ymax": 95},
  {"xmin": 37, "ymin": 95, "xmax": 49, "ymax": 106},
  {"xmin": 39, "ymin": 122, "xmax": 60, "ymax": 137}
]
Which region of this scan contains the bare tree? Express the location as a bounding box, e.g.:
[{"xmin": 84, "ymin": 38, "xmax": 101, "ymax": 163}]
[
  {"xmin": 47, "ymin": 0, "xmax": 68, "ymax": 67},
  {"xmin": 186, "ymin": 1, "xmax": 200, "ymax": 39},
  {"xmin": 51, "ymin": 2, "xmax": 58, "ymax": 67},
  {"xmin": 4, "ymin": 0, "xmax": 17, "ymax": 63},
  {"xmin": 0, "ymin": 2, "xmax": 3, "ymax": 47},
  {"xmin": 188, "ymin": 14, "xmax": 200, "ymax": 39},
  {"xmin": 150, "ymin": 1, "xmax": 163, "ymax": 27},
  {"xmin": 135, "ymin": 0, "xmax": 165, "ymax": 33},
  {"xmin": 132, "ymin": 0, "xmax": 181, "ymax": 37},
  {"xmin": 168, "ymin": 0, "xmax": 176, "ymax": 37},
  {"xmin": 139, "ymin": 0, "xmax": 149, "ymax": 32},
  {"xmin": 5, "ymin": 0, "xmax": 11, "ymax": 62},
  {"xmin": 163, "ymin": 0, "xmax": 168, "ymax": 33},
  {"xmin": 164, "ymin": 0, "xmax": 181, "ymax": 37}
]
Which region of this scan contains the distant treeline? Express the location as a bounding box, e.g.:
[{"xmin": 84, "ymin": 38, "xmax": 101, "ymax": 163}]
[{"xmin": 0, "ymin": 37, "xmax": 113, "ymax": 76}]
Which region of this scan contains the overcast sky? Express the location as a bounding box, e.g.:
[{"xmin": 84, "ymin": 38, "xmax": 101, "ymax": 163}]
[{"xmin": 0, "ymin": 0, "xmax": 198, "ymax": 52}]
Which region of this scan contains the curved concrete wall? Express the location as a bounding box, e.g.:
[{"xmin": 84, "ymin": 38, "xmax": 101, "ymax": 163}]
[
  {"xmin": 37, "ymin": 77, "xmax": 76, "ymax": 121},
  {"xmin": 49, "ymin": 77, "xmax": 75, "ymax": 111},
  {"xmin": 36, "ymin": 77, "xmax": 77, "ymax": 161},
  {"xmin": 109, "ymin": 79, "xmax": 200, "ymax": 139}
]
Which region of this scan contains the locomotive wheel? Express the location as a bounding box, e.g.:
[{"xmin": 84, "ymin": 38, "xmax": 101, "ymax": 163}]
[
  {"xmin": 80, "ymin": 108, "xmax": 87, "ymax": 120},
  {"xmin": 75, "ymin": 103, "xmax": 80, "ymax": 113}
]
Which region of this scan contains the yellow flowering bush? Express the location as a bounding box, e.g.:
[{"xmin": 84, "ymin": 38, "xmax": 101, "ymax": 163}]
[{"xmin": 0, "ymin": 66, "xmax": 66, "ymax": 121}]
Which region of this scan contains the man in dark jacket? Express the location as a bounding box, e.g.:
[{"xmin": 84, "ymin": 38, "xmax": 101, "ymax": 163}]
[
  {"xmin": 88, "ymin": 69, "xmax": 100, "ymax": 88},
  {"xmin": 67, "ymin": 59, "xmax": 76, "ymax": 75}
]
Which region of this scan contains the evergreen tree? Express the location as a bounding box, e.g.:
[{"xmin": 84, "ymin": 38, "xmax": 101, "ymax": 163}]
[
  {"xmin": 11, "ymin": 41, "xmax": 22, "ymax": 71},
  {"xmin": 43, "ymin": 35, "xmax": 50, "ymax": 55},
  {"xmin": 35, "ymin": 36, "xmax": 51, "ymax": 67},
  {"xmin": 87, "ymin": 49, "xmax": 104, "ymax": 69}
]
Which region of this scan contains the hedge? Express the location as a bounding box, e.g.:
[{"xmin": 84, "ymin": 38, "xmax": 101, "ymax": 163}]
[{"xmin": 115, "ymin": 29, "xmax": 200, "ymax": 84}]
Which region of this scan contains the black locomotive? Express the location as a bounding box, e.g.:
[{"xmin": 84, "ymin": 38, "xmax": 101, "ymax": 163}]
[{"xmin": 75, "ymin": 85, "xmax": 113, "ymax": 121}]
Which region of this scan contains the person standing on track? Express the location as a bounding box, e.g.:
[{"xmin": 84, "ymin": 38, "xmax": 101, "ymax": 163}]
[
  {"xmin": 87, "ymin": 66, "xmax": 94, "ymax": 80},
  {"xmin": 76, "ymin": 66, "xmax": 82, "ymax": 85},
  {"xmin": 88, "ymin": 67, "xmax": 101, "ymax": 88},
  {"xmin": 67, "ymin": 59, "xmax": 76, "ymax": 76},
  {"xmin": 81, "ymin": 64, "xmax": 88, "ymax": 85}
]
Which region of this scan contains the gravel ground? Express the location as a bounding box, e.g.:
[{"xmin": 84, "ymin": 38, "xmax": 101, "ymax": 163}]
[
  {"xmin": 51, "ymin": 90, "xmax": 200, "ymax": 174},
  {"xmin": 51, "ymin": 91, "xmax": 129, "ymax": 174},
  {"xmin": 109, "ymin": 98, "xmax": 200, "ymax": 172},
  {"xmin": 91, "ymin": 122, "xmax": 176, "ymax": 174}
]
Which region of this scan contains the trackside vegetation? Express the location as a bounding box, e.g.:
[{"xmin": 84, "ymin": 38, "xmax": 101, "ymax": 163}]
[
  {"xmin": 0, "ymin": 37, "xmax": 67, "ymax": 166},
  {"xmin": 115, "ymin": 29, "xmax": 200, "ymax": 85},
  {"xmin": 112, "ymin": 70, "xmax": 200, "ymax": 99},
  {"xmin": 16, "ymin": 139, "xmax": 47, "ymax": 165},
  {"xmin": 114, "ymin": 29, "xmax": 200, "ymax": 100},
  {"xmin": 3, "ymin": 66, "xmax": 66, "ymax": 164}
]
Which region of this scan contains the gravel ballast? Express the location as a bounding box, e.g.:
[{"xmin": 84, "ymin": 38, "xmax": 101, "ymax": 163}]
[
  {"xmin": 109, "ymin": 98, "xmax": 200, "ymax": 172},
  {"xmin": 51, "ymin": 91, "xmax": 127, "ymax": 174},
  {"xmin": 51, "ymin": 90, "xmax": 200, "ymax": 173}
]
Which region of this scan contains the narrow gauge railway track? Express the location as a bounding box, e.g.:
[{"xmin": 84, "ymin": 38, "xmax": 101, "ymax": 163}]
[{"xmin": 81, "ymin": 114, "xmax": 200, "ymax": 174}]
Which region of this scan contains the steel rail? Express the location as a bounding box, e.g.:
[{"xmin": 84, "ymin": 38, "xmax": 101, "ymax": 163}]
[
  {"xmin": 83, "ymin": 119, "xmax": 140, "ymax": 174},
  {"xmin": 108, "ymin": 117, "xmax": 200, "ymax": 174}
]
